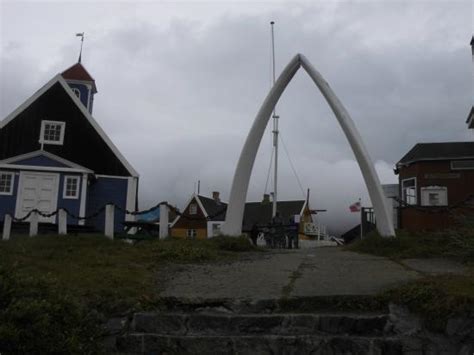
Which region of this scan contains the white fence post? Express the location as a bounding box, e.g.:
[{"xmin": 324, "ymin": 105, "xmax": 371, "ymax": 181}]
[
  {"xmin": 105, "ymin": 204, "xmax": 115, "ymax": 239},
  {"xmin": 58, "ymin": 209, "xmax": 67, "ymax": 235},
  {"xmin": 2, "ymin": 214, "xmax": 12, "ymax": 241},
  {"xmin": 29, "ymin": 211, "xmax": 38, "ymax": 237},
  {"xmin": 159, "ymin": 203, "xmax": 169, "ymax": 239}
]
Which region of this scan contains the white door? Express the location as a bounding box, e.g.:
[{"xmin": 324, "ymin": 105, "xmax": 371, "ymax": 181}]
[{"xmin": 16, "ymin": 172, "xmax": 59, "ymax": 223}]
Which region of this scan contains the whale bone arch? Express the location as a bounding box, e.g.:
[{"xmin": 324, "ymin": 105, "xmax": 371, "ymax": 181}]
[{"xmin": 221, "ymin": 54, "xmax": 395, "ymax": 237}]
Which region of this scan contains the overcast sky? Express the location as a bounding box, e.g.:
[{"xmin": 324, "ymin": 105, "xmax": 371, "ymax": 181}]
[{"xmin": 1, "ymin": 0, "xmax": 472, "ymax": 234}]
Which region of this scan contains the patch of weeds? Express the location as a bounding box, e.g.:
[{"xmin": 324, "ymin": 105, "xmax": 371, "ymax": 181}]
[
  {"xmin": 380, "ymin": 273, "xmax": 474, "ymax": 332},
  {"xmin": 0, "ymin": 265, "xmax": 103, "ymax": 354},
  {"xmin": 346, "ymin": 221, "xmax": 474, "ymax": 263},
  {"xmin": 277, "ymin": 295, "xmax": 387, "ymax": 313},
  {"xmin": 281, "ymin": 267, "xmax": 304, "ymax": 299},
  {"xmin": 152, "ymin": 240, "xmax": 218, "ymax": 263},
  {"xmin": 210, "ymin": 235, "xmax": 262, "ymax": 252}
]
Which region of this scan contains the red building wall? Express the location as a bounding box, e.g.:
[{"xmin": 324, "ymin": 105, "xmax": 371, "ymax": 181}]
[{"xmin": 398, "ymin": 160, "xmax": 474, "ymax": 231}]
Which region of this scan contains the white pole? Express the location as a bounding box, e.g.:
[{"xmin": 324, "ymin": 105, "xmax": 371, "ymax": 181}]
[
  {"xmin": 29, "ymin": 211, "xmax": 38, "ymax": 237},
  {"xmin": 58, "ymin": 209, "xmax": 68, "ymax": 235},
  {"xmin": 159, "ymin": 203, "xmax": 169, "ymax": 239},
  {"xmin": 105, "ymin": 204, "xmax": 115, "ymax": 239},
  {"xmin": 2, "ymin": 214, "xmax": 12, "ymax": 241},
  {"xmin": 270, "ymin": 21, "xmax": 279, "ymax": 219}
]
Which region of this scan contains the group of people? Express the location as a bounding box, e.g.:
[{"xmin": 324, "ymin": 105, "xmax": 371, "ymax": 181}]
[{"xmin": 249, "ymin": 212, "xmax": 299, "ymax": 249}]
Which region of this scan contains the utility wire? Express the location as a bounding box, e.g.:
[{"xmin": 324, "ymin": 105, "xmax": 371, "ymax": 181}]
[{"xmin": 279, "ymin": 133, "xmax": 306, "ymax": 199}]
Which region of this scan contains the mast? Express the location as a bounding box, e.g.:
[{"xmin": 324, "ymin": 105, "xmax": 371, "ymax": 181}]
[{"xmin": 270, "ymin": 21, "xmax": 279, "ymax": 218}]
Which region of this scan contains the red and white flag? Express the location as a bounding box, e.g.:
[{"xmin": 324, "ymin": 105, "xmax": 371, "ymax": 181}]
[{"xmin": 349, "ymin": 201, "xmax": 361, "ymax": 212}]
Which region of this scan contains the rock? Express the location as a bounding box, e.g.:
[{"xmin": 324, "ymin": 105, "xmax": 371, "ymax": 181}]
[
  {"xmin": 388, "ymin": 303, "xmax": 422, "ymax": 336},
  {"xmin": 446, "ymin": 317, "xmax": 474, "ymax": 340}
]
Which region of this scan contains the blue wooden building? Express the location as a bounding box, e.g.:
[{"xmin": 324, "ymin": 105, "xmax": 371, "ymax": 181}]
[{"xmin": 0, "ymin": 62, "xmax": 139, "ymax": 232}]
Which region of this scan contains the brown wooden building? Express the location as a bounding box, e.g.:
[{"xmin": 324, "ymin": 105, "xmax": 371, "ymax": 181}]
[{"xmin": 395, "ymin": 142, "xmax": 474, "ymax": 231}]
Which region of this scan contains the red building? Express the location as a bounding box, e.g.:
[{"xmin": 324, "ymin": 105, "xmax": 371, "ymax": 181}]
[{"xmin": 395, "ymin": 142, "xmax": 474, "ymax": 231}]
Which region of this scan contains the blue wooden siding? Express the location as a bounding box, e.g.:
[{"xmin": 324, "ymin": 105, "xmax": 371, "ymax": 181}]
[
  {"xmin": 67, "ymin": 83, "xmax": 90, "ymax": 110},
  {"xmin": 86, "ymin": 177, "xmax": 128, "ymax": 232},
  {"xmin": 57, "ymin": 174, "xmax": 82, "ymax": 225},
  {"xmin": 0, "ymin": 171, "xmax": 19, "ymax": 221},
  {"xmin": 13, "ymin": 155, "xmax": 68, "ymax": 168}
]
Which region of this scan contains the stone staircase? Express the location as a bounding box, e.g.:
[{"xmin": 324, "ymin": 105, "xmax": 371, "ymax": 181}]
[
  {"xmin": 113, "ymin": 310, "xmax": 404, "ymax": 354},
  {"xmin": 105, "ymin": 298, "xmax": 473, "ymax": 354}
]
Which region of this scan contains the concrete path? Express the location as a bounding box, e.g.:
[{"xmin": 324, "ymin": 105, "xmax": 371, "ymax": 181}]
[{"xmin": 158, "ymin": 248, "xmax": 421, "ymax": 299}]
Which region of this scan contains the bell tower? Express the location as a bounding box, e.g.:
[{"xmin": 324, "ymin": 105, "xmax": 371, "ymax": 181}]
[{"xmin": 61, "ymin": 62, "xmax": 97, "ymax": 114}]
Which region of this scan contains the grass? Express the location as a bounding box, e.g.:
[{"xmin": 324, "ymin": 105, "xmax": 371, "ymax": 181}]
[
  {"xmin": 0, "ymin": 234, "xmax": 260, "ymax": 351},
  {"xmin": 381, "ymin": 272, "xmax": 474, "ymax": 332},
  {"xmin": 346, "ymin": 221, "xmax": 474, "ymax": 331},
  {"xmin": 0, "ymin": 234, "xmax": 260, "ymax": 315},
  {"xmin": 346, "ymin": 225, "xmax": 474, "ymax": 263}
]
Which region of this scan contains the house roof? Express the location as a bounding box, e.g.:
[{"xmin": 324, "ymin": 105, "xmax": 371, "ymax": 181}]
[
  {"xmin": 0, "ymin": 150, "xmax": 93, "ymax": 173},
  {"xmin": 61, "ymin": 63, "xmax": 97, "ymax": 93},
  {"xmin": 171, "ymin": 193, "xmax": 307, "ymax": 230},
  {"xmin": 397, "ymin": 142, "xmax": 474, "ymax": 168},
  {"xmin": 198, "ymin": 195, "xmax": 227, "ymax": 221},
  {"xmin": 0, "ymin": 75, "xmax": 138, "ymax": 177},
  {"xmin": 242, "ymin": 200, "xmax": 306, "ymax": 231}
]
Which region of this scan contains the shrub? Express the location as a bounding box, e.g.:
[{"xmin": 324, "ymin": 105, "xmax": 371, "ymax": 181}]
[
  {"xmin": 381, "ymin": 275, "xmax": 474, "ymax": 332},
  {"xmin": 0, "ymin": 266, "xmax": 103, "ymax": 354},
  {"xmin": 210, "ymin": 236, "xmax": 259, "ymax": 252},
  {"xmin": 347, "ymin": 223, "xmax": 474, "ymax": 262},
  {"xmin": 153, "ymin": 240, "xmax": 218, "ymax": 262}
]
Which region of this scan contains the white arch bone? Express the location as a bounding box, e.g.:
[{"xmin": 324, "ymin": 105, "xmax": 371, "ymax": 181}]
[{"xmin": 221, "ymin": 54, "xmax": 395, "ymax": 237}]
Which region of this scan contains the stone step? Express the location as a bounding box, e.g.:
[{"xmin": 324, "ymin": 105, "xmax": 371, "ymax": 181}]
[
  {"xmin": 116, "ymin": 334, "xmax": 403, "ymax": 355},
  {"xmin": 131, "ymin": 312, "xmax": 389, "ymax": 337}
]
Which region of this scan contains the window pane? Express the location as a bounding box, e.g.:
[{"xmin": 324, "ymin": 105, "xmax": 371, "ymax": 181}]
[{"xmin": 0, "ymin": 173, "xmax": 13, "ymax": 193}]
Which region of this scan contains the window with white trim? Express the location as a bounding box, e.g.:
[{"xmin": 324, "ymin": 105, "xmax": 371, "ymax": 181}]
[
  {"xmin": 63, "ymin": 176, "xmax": 80, "ymax": 199},
  {"xmin": 0, "ymin": 171, "xmax": 14, "ymax": 195},
  {"xmin": 71, "ymin": 88, "xmax": 81, "ymax": 99},
  {"xmin": 39, "ymin": 120, "xmax": 66, "ymax": 145},
  {"xmin": 402, "ymin": 178, "xmax": 417, "ymax": 205},
  {"xmin": 187, "ymin": 229, "xmax": 197, "ymax": 239},
  {"xmin": 421, "ymin": 186, "xmax": 448, "ymax": 206},
  {"xmin": 189, "ymin": 203, "xmax": 197, "ymax": 215}
]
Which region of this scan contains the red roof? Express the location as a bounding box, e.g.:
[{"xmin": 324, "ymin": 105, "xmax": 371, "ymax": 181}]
[{"xmin": 61, "ymin": 62, "xmax": 97, "ymax": 92}]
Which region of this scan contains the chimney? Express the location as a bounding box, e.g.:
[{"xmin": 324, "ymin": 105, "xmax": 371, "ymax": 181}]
[
  {"xmin": 262, "ymin": 194, "xmax": 270, "ymax": 204},
  {"xmin": 212, "ymin": 191, "xmax": 220, "ymax": 203}
]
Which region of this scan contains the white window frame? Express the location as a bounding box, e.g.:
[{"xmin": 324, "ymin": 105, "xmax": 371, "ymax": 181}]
[
  {"xmin": 186, "ymin": 229, "xmax": 197, "ymax": 239},
  {"xmin": 451, "ymin": 160, "xmax": 474, "ymax": 170},
  {"xmin": 39, "ymin": 120, "xmax": 66, "ymax": 145},
  {"xmin": 401, "ymin": 177, "xmax": 417, "ymax": 205},
  {"xmin": 189, "ymin": 203, "xmax": 197, "ymax": 215},
  {"xmin": 63, "ymin": 175, "xmax": 80, "ymax": 199},
  {"xmin": 420, "ymin": 186, "xmax": 448, "ymax": 206},
  {"xmin": 71, "ymin": 87, "xmax": 81, "ymax": 100},
  {"xmin": 0, "ymin": 171, "xmax": 15, "ymax": 195}
]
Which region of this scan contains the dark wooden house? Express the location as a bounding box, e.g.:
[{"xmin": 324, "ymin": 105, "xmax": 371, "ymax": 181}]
[
  {"xmin": 395, "ymin": 142, "xmax": 474, "ymax": 231},
  {"xmin": 0, "ymin": 62, "xmax": 139, "ymax": 232}
]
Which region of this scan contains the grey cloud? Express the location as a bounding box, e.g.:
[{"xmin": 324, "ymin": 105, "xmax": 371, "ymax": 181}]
[{"xmin": 1, "ymin": 0, "xmax": 471, "ymax": 235}]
